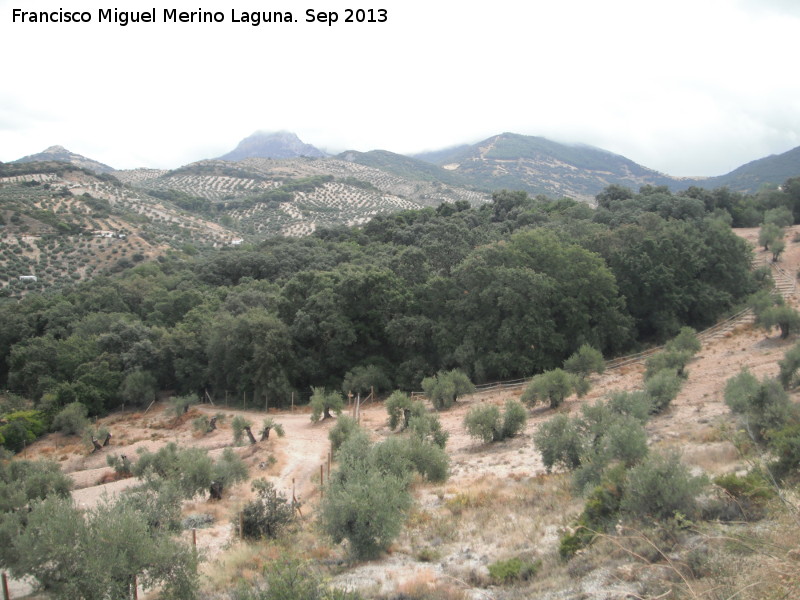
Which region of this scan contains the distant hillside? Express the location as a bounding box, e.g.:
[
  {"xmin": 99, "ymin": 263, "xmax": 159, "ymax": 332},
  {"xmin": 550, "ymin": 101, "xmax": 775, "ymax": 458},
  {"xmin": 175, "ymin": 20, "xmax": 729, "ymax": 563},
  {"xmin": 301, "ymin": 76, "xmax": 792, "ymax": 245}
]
[
  {"xmin": 413, "ymin": 132, "xmax": 682, "ymax": 201},
  {"xmin": 12, "ymin": 145, "xmax": 116, "ymax": 174},
  {"xmin": 219, "ymin": 131, "xmax": 327, "ymax": 161},
  {"xmin": 696, "ymin": 145, "xmax": 800, "ymax": 192},
  {"xmin": 336, "ymin": 149, "xmax": 472, "ymax": 187}
]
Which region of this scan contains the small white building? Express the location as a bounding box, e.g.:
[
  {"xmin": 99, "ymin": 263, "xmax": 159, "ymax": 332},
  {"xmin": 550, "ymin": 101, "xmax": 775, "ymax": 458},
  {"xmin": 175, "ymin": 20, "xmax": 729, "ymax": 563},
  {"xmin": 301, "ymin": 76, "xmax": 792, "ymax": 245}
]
[{"xmin": 18, "ymin": 275, "xmax": 38, "ymax": 283}]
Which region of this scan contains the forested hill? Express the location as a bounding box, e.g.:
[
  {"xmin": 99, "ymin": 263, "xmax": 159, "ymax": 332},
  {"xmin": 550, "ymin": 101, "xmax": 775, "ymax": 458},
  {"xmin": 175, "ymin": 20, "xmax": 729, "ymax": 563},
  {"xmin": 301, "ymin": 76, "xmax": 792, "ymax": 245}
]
[{"xmin": 5, "ymin": 179, "xmax": 800, "ymax": 426}]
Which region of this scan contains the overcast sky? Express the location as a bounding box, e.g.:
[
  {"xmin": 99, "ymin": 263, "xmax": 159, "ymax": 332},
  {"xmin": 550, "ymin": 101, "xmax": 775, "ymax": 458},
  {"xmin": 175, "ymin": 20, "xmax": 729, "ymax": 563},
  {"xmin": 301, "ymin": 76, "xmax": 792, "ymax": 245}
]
[{"xmin": 1, "ymin": 0, "xmax": 798, "ymax": 176}]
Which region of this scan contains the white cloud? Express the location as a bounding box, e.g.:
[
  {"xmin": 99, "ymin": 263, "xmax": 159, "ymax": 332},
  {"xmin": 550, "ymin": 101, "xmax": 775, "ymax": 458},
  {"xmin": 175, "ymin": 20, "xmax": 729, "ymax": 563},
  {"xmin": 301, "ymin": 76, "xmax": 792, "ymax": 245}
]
[{"xmin": 1, "ymin": 0, "xmax": 798, "ymax": 176}]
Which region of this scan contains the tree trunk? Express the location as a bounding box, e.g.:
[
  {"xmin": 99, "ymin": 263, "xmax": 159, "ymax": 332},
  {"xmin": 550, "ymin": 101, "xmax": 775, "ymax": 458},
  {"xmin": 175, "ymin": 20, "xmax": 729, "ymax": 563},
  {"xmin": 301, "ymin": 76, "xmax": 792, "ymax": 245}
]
[
  {"xmin": 209, "ymin": 481, "xmax": 223, "ymax": 500},
  {"xmin": 102, "ymin": 432, "xmax": 112, "ymax": 446},
  {"xmin": 91, "ymin": 437, "xmax": 103, "ymax": 453},
  {"xmin": 245, "ymin": 426, "xmax": 257, "ymax": 445},
  {"xmin": 208, "ymin": 416, "xmax": 217, "ymax": 431},
  {"xmin": 260, "ymin": 427, "xmax": 271, "ymax": 441}
]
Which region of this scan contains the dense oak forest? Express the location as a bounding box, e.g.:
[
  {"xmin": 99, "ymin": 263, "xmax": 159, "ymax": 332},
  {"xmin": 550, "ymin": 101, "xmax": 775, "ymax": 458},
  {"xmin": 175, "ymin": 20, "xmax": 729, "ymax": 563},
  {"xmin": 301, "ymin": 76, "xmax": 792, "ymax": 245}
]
[{"xmin": 2, "ymin": 180, "xmax": 799, "ymax": 447}]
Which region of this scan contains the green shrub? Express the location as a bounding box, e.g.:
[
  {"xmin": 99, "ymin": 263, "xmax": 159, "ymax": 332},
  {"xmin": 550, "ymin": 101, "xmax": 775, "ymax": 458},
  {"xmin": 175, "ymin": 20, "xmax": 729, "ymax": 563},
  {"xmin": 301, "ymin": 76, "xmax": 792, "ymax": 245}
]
[
  {"xmin": 464, "ymin": 404, "xmax": 501, "ymax": 443},
  {"xmin": 501, "ymin": 399, "xmax": 528, "ymax": 438},
  {"xmin": 621, "ymin": 451, "xmax": 705, "ymax": 521},
  {"xmin": 522, "ymin": 369, "xmax": 574, "ymax": 409},
  {"xmin": 533, "ymin": 413, "xmax": 585, "ymax": 471},
  {"xmin": 0, "ymin": 410, "xmax": 47, "ymax": 452},
  {"xmin": 779, "ymin": 342, "xmax": 800, "ymax": 389},
  {"xmin": 309, "ymin": 387, "xmax": 344, "ymax": 422},
  {"xmin": 563, "ymin": 344, "xmax": 605, "ymax": 378},
  {"xmin": 665, "ymin": 326, "xmax": 701, "ymax": 355},
  {"xmin": 231, "ymin": 415, "xmax": 252, "ymax": 446},
  {"xmin": 259, "ymin": 417, "xmax": 285, "ymax": 440},
  {"xmin": 328, "ymin": 415, "xmax": 359, "ymax": 454},
  {"xmin": 487, "ymin": 556, "xmax": 541, "ymax": 583},
  {"xmin": 51, "ymin": 402, "xmax": 89, "ymax": 436},
  {"xmin": 645, "ymin": 368, "xmax": 683, "ymax": 413},
  {"xmin": 385, "ymin": 390, "xmax": 413, "ymax": 430},
  {"xmin": 607, "ymin": 390, "xmax": 652, "ymax": 423},
  {"xmin": 407, "ymin": 404, "xmax": 449, "ymax": 449},
  {"xmin": 645, "ymin": 350, "xmax": 692, "ymax": 379},
  {"xmin": 320, "ymin": 435, "xmax": 412, "ymax": 559},
  {"xmin": 237, "ymin": 479, "xmax": 294, "ymax": 540},
  {"xmin": 421, "ymin": 369, "xmax": 475, "ymax": 410},
  {"xmin": 342, "ymin": 364, "xmax": 391, "ymax": 395},
  {"xmin": 169, "ymin": 394, "xmax": 198, "ymax": 418}
]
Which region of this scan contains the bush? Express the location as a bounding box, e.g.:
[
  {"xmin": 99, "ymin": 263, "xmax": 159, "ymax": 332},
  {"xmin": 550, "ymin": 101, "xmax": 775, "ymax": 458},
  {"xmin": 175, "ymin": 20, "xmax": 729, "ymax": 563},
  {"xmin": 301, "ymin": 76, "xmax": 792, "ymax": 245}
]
[
  {"xmin": 621, "ymin": 451, "xmax": 705, "ymax": 521},
  {"xmin": 309, "ymin": 387, "xmax": 344, "ymax": 422},
  {"xmin": 328, "ymin": 415, "xmax": 359, "ymax": 454},
  {"xmin": 645, "ymin": 368, "xmax": 683, "ymax": 413},
  {"xmin": 464, "ymin": 400, "xmax": 527, "ymax": 444},
  {"xmin": 231, "ymin": 415, "xmax": 252, "ymax": 446},
  {"xmin": 644, "ymin": 350, "xmax": 692, "ymax": 379},
  {"xmin": 533, "ymin": 413, "xmax": 585, "ymax": 471},
  {"xmin": 259, "ymin": 417, "xmax": 285, "ymax": 440},
  {"xmin": 488, "ymin": 556, "xmax": 541, "ymax": 583},
  {"xmin": 522, "ymin": 369, "xmax": 574, "ymax": 409},
  {"xmin": 51, "ymin": 402, "xmax": 88, "ymax": 436},
  {"xmin": 342, "ymin": 364, "xmax": 391, "ymax": 395},
  {"xmin": 320, "ymin": 435, "xmax": 412, "ymax": 559},
  {"xmin": 170, "ymin": 394, "xmax": 198, "ymax": 418},
  {"xmin": 724, "ymin": 368, "xmax": 760, "ymax": 415},
  {"xmin": 725, "ymin": 372, "xmax": 794, "ymax": 442},
  {"xmin": 501, "ymin": 399, "xmax": 528, "ymax": 439},
  {"xmin": 407, "ymin": 403, "xmax": 449, "ymax": 448},
  {"xmin": 385, "ymin": 390, "xmax": 413, "ymax": 430},
  {"xmin": 607, "ymin": 390, "xmax": 652, "ymax": 423},
  {"xmin": 464, "ymin": 404, "xmax": 501, "ymax": 443},
  {"xmin": 665, "ymin": 326, "xmax": 701, "ymax": 354},
  {"xmin": 778, "ymin": 342, "xmax": 800, "ymax": 389},
  {"xmin": 237, "ymin": 479, "xmax": 294, "ymax": 540},
  {"xmin": 0, "ymin": 410, "xmax": 47, "ymax": 452},
  {"xmin": 421, "ymin": 369, "xmax": 475, "ymax": 410}
]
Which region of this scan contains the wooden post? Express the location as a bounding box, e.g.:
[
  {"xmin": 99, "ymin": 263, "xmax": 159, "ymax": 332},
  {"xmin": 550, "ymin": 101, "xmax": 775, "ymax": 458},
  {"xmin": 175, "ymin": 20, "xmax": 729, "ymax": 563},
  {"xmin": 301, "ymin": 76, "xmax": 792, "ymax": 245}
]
[
  {"xmin": 132, "ymin": 574, "xmax": 138, "ymax": 600},
  {"xmin": 320, "ymin": 464, "xmax": 324, "ymax": 499},
  {"xmin": 291, "ymin": 392, "xmax": 294, "ymax": 412},
  {"xmin": 243, "ymin": 391, "xmax": 247, "ymax": 411},
  {"xmin": 192, "ymin": 528, "xmax": 197, "ymax": 548},
  {"xmin": 225, "ymin": 390, "xmax": 229, "ymax": 407},
  {"xmin": 239, "ymin": 512, "xmax": 244, "ymax": 539},
  {"xmin": 2, "ymin": 572, "xmax": 10, "ymax": 600}
]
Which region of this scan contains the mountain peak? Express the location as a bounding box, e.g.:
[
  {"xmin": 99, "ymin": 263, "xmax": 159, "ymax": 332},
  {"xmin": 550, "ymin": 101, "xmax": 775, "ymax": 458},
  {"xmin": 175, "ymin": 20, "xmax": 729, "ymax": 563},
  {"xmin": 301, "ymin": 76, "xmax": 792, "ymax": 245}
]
[
  {"xmin": 13, "ymin": 146, "xmax": 115, "ymax": 174},
  {"xmin": 219, "ymin": 131, "xmax": 326, "ymax": 161}
]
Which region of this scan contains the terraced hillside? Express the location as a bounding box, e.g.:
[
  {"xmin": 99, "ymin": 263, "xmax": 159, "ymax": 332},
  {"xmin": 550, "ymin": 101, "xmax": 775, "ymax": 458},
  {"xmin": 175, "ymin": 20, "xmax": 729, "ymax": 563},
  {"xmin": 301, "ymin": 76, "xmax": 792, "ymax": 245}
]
[{"xmin": 0, "ymin": 163, "xmax": 239, "ymax": 298}]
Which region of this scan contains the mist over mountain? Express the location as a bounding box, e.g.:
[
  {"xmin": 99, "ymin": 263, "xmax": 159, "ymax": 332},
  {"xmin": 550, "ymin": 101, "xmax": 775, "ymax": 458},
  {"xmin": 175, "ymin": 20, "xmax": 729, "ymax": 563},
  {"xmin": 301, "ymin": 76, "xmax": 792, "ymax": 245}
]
[{"xmin": 218, "ymin": 131, "xmax": 327, "ymax": 161}]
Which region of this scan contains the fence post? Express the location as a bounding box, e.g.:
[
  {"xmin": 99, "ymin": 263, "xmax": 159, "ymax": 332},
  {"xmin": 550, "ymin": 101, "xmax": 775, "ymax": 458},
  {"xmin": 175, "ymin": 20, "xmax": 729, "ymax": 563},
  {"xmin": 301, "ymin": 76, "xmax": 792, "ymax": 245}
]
[
  {"xmin": 320, "ymin": 464, "xmax": 324, "ymax": 499},
  {"xmin": 2, "ymin": 572, "xmax": 10, "ymax": 600}
]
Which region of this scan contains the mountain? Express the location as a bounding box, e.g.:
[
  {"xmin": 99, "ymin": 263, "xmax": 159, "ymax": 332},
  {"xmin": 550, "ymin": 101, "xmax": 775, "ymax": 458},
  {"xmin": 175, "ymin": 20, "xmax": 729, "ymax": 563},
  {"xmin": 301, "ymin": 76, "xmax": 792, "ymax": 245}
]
[
  {"xmin": 219, "ymin": 131, "xmax": 327, "ymax": 161},
  {"xmin": 412, "ymin": 132, "xmax": 682, "ymax": 201},
  {"xmin": 336, "ymin": 149, "xmax": 472, "ymax": 187},
  {"xmin": 13, "ymin": 145, "xmax": 116, "ymax": 174},
  {"xmin": 696, "ymin": 145, "xmax": 800, "ymax": 192}
]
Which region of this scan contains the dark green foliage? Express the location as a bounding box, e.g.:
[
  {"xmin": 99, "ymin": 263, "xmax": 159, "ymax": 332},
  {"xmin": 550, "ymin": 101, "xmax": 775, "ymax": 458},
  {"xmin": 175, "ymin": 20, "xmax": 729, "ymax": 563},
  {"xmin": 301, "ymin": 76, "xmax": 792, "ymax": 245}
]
[
  {"xmin": 559, "ymin": 473, "xmax": 625, "ymax": 559},
  {"xmin": 501, "ymin": 398, "xmax": 528, "ymax": 439},
  {"xmin": 237, "ymin": 479, "xmax": 294, "ymax": 540},
  {"xmin": 758, "ymin": 304, "xmax": 800, "ymax": 339},
  {"xmin": 0, "ymin": 410, "xmax": 47, "ymax": 452},
  {"xmin": 713, "ymin": 470, "xmax": 775, "ymax": 519},
  {"xmin": 422, "ymin": 369, "xmax": 475, "ymax": 410},
  {"xmin": 767, "ymin": 422, "xmax": 800, "ymax": 478},
  {"xmin": 120, "ymin": 369, "xmax": 157, "ymax": 408},
  {"xmin": 487, "ymin": 556, "xmax": 541, "ymax": 583},
  {"xmin": 342, "ymin": 364, "xmax": 391, "ymax": 395},
  {"xmin": 724, "ymin": 368, "xmax": 760, "ymax": 414},
  {"xmin": 310, "ymin": 387, "xmax": 344, "ymax": 422},
  {"xmin": 522, "ymin": 368, "xmax": 574, "ymax": 409},
  {"xmin": 371, "ymin": 435, "xmax": 450, "ymax": 483},
  {"xmin": 621, "ymin": 452, "xmax": 705, "ymax": 521}
]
